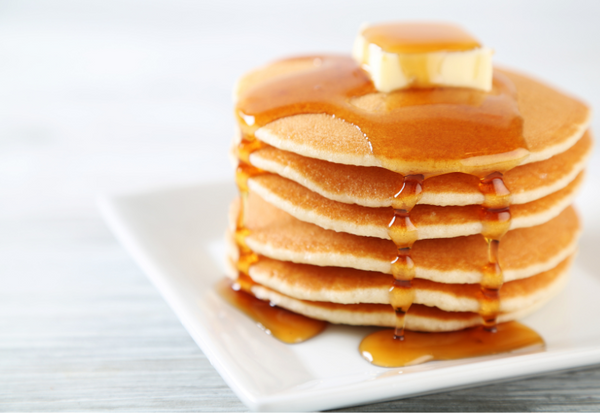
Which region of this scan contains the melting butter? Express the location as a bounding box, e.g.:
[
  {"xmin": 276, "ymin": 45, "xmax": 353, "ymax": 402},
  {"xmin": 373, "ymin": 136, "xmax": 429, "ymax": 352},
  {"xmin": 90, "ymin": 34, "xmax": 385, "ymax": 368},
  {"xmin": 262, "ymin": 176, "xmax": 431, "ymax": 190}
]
[{"xmin": 353, "ymin": 22, "xmax": 493, "ymax": 92}]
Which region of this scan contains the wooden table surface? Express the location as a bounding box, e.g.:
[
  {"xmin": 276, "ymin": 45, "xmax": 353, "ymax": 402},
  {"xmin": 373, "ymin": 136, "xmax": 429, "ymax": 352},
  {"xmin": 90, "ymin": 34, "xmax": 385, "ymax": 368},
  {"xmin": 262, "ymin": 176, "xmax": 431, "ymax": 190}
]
[{"xmin": 2, "ymin": 1, "xmax": 600, "ymax": 411}]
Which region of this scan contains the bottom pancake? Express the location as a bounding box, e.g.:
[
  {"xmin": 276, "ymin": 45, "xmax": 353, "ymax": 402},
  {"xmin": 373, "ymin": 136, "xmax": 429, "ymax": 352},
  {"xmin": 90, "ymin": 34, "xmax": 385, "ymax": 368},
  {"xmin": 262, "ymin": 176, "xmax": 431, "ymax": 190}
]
[{"xmin": 243, "ymin": 280, "xmax": 564, "ymax": 332}]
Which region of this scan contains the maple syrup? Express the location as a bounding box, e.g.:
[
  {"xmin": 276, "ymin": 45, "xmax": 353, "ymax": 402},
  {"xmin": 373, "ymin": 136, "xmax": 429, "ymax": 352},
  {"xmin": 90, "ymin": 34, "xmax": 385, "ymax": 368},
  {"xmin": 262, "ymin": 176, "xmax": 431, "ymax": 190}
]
[
  {"xmin": 478, "ymin": 171, "xmax": 513, "ymax": 330},
  {"xmin": 231, "ymin": 111, "xmax": 328, "ymax": 344},
  {"xmin": 388, "ymin": 174, "xmax": 424, "ymax": 339},
  {"xmin": 234, "ymin": 133, "xmax": 265, "ymax": 274},
  {"xmin": 216, "ymin": 278, "xmax": 327, "ymax": 344},
  {"xmin": 360, "ymin": 322, "xmax": 544, "ymax": 368},
  {"xmin": 228, "ymin": 24, "xmax": 544, "ymax": 364},
  {"xmin": 236, "ymin": 55, "xmax": 528, "ymax": 176}
]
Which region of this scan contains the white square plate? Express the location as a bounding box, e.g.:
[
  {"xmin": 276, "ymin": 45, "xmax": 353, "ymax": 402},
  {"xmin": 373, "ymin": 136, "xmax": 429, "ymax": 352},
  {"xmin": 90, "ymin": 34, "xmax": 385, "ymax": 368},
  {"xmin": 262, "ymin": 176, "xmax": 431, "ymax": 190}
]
[{"xmin": 98, "ymin": 181, "xmax": 600, "ymax": 412}]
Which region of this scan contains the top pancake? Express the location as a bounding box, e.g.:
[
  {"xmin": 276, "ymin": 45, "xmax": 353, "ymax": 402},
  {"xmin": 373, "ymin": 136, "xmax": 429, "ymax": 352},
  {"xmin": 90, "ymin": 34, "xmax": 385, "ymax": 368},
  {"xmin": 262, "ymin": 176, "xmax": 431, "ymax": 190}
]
[
  {"xmin": 247, "ymin": 131, "xmax": 592, "ymax": 207},
  {"xmin": 236, "ymin": 57, "xmax": 590, "ymax": 175}
]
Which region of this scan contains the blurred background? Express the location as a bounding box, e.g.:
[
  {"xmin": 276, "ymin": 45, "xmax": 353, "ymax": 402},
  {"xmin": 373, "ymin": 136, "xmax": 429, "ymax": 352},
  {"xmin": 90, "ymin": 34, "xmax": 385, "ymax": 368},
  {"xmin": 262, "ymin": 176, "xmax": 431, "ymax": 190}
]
[
  {"xmin": 2, "ymin": 0, "xmax": 600, "ymax": 217},
  {"xmin": 1, "ymin": 0, "xmax": 599, "ymax": 410}
]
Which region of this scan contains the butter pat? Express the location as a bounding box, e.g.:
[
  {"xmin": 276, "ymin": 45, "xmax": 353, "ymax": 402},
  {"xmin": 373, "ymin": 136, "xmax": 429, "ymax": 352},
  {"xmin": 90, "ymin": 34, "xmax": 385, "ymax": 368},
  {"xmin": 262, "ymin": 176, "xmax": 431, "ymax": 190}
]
[{"xmin": 353, "ymin": 22, "xmax": 493, "ymax": 92}]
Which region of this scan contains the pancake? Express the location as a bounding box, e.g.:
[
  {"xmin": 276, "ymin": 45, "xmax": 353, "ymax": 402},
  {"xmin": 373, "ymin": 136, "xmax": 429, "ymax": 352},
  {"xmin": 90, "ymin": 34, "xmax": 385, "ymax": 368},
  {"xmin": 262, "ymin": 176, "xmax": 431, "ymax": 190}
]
[
  {"xmin": 246, "ymin": 130, "xmax": 592, "ymax": 207},
  {"xmin": 246, "ymin": 281, "xmax": 562, "ymax": 332},
  {"xmin": 231, "ymin": 193, "xmax": 580, "ymax": 284},
  {"xmin": 248, "ymin": 169, "xmax": 583, "ymax": 240},
  {"xmin": 228, "ymin": 32, "xmax": 591, "ymax": 345},
  {"xmin": 226, "ymin": 244, "xmax": 572, "ymax": 313},
  {"xmin": 236, "ymin": 59, "xmax": 590, "ymax": 174}
]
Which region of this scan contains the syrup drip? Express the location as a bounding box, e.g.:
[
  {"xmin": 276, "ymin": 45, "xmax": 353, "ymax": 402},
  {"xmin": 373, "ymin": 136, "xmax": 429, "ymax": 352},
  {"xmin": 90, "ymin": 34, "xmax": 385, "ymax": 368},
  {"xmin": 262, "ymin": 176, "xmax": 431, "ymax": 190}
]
[
  {"xmin": 388, "ymin": 174, "xmax": 424, "ymax": 340},
  {"xmin": 216, "ymin": 277, "xmax": 327, "ymax": 344},
  {"xmin": 231, "ymin": 124, "xmax": 328, "ymax": 344},
  {"xmin": 478, "ymin": 171, "xmax": 512, "ymax": 330},
  {"xmin": 234, "ymin": 134, "xmax": 265, "ymax": 277},
  {"xmin": 359, "ymin": 169, "xmax": 544, "ymax": 367},
  {"xmin": 360, "ymin": 322, "xmax": 544, "ymax": 368}
]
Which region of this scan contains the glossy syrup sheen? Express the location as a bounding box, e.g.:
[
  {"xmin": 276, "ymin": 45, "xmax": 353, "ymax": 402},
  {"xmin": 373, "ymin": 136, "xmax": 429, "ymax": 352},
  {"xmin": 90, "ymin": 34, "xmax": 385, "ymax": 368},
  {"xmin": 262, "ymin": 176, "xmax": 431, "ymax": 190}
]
[
  {"xmin": 236, "ymin": 55, "xmax": 529, "ymax": 175},
  {"xmin": 388, "ymin": 174, "xmax": 424, "ymax": 340},
  {"xmin": 233, "ymin": 126, "xmax": 268, "ymax": 316},
  {"xmin": 478, "ymin": 172, "xmax": 513, "ymax": 329},
  {"xmin": 362, "ymin": 22, "xmax": 481, "ymax": 54},
  {"xmin": 234, "ymin": 160, "xmax": 263, "ymax": 275},
  {"xmin": 216, "ymin": 278, "xmax": 327, "ymax": 344},
  {"xmin": 360, "ymin": 322, "xmax": 544, "ymax": 368}
]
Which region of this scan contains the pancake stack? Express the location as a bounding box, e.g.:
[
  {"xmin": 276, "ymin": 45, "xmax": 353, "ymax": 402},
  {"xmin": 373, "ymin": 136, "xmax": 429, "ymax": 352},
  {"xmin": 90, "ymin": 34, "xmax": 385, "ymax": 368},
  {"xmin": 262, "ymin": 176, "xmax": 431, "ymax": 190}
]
[{"xmin": 225, "ymin": 52, "xmax": 591, "ymax": 334}]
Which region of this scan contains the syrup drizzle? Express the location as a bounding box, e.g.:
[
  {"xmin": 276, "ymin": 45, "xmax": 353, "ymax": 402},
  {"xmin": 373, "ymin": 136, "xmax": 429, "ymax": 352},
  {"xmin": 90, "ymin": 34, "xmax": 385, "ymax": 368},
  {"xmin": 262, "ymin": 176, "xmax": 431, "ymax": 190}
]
[
  {"xmin": 478, "ymin": 171, "xmax": 513, "ymax": 330},
  {"xmin": 361, "ymin": 168, "xmax": 541, "ymax": 368},
  {"xmin": 230, "ymin": 115, "xmax": 328, "ymax": 344},
  {"xmin": 229, "ymin": 26, "xmax": 543, "ymax": 363},
  {"xmin": 236, "ymin": 55, "xmax": 528, "ymax": 176},
  {"xmin": 388, "ymin": 174, "xmax": 424, "ymax": 339},
  {"xmin": 217, "ymin": 277, "xmax": 327, "ymax": 344},
  {"xmin": 234, "ymin": 134, "xmax": 265, "ymax": 277},
  {"xmin": 360, "ymin": 321, "xmax": 544, "ymax": 368}
]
